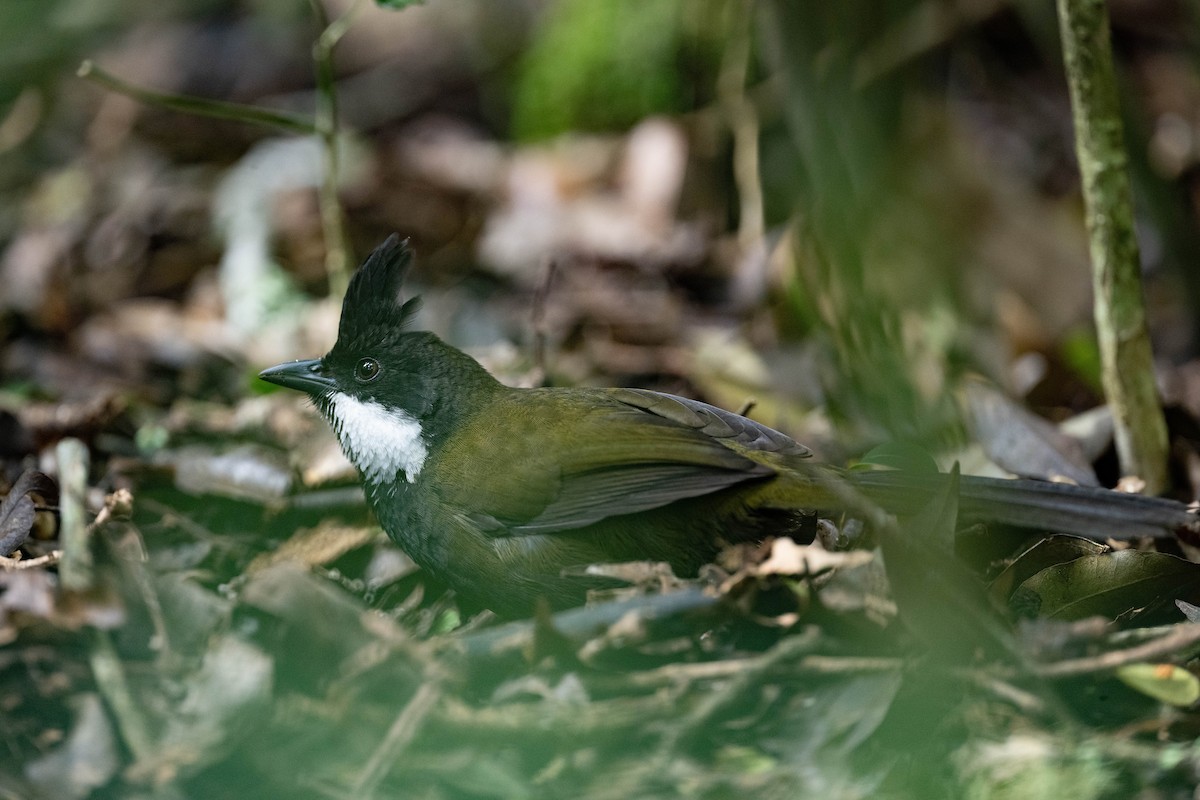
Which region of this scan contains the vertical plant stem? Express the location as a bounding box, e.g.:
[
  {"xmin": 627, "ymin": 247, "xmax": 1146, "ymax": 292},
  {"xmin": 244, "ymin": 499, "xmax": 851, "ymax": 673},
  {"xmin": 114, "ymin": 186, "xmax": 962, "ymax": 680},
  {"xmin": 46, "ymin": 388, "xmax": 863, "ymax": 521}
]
[
  {"xmin": 310, "ymin": 0, "xmax": 366, "ymax": 300},
  {"xmin": 1056, "ymin": 0, "xmax": 1168, "ymax": 493},
  {"xmin": 56, "ymin": 438, "xmax": 92, "ymax": 591},
  {"xmin": 717, "ymin": 0, "xmax": 763, "ymax": 251}
]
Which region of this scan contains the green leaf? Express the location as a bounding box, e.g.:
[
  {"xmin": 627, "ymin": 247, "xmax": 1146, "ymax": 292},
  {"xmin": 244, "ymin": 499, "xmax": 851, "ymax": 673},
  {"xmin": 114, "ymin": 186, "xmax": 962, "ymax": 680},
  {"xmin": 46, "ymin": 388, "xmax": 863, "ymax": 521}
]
[
  {"xmin": 1010, "ymin": 551, "xmax": 1200, "ymax": 621},
  {"xmin": 375, "ymin": 0, "xmax": 426, "ymax": 8},
  {"xmin": 1115, "ymin": 663, "xmax": 1200, "ymax": 707},
  {"xmin": 989, "ymin": 535, "xmax": 1109, "ymax": 604}
]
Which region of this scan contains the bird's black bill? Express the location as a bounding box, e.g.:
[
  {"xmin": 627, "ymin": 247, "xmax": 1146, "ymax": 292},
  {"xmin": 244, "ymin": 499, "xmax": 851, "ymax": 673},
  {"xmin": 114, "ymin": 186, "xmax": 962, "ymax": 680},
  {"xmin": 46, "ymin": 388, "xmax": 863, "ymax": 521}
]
[{"xmin": 259, "ymin": 359, "xmax": 335, "ymax": 395}]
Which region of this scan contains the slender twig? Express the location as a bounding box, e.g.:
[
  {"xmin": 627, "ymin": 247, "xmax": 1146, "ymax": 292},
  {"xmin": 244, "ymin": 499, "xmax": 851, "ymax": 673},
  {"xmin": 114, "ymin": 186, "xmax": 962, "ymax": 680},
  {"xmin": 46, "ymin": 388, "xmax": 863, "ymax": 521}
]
[
  {"xmin": 1056, "ymin": 0, "xmax": 1169, "ymax": 492},
  {"xmin": 0, "ymin": 550, "xmax": 61, "ymax": 570},
  {"xmin": 77, "ymin": 60, "xmax": 315, "ymax": 135},
  {"xmin": 87, "ymin": 488, "xmax": 132, "ymax": 533},
  {"xmin": 530, "ymin": 258, "xmax": 558, "ymax": 384},
  {"xmin": 351, "ymin": 681, "xmax": 441, "ymax": 798},
  {"xmin": 310, "ymin": 0, "xmax": 366, "ymax": 300},
  {"xmin": 622, "ymin": 652, "xmax": 899, "ymax": 691},
  {"xmin": 717, "ymin": 0, "xmax": 764, "ymax": 251},
  {"xmin": 1034, "ymin": 623, "xmax": 1200, "ymax": 678},
  {"xmin": 958, "ymin": 670, "xmax": 1047, "ymax": 716},
  {"xmin": 623, "ymin": 648, "xmax": 1045, "ymax": 714}
]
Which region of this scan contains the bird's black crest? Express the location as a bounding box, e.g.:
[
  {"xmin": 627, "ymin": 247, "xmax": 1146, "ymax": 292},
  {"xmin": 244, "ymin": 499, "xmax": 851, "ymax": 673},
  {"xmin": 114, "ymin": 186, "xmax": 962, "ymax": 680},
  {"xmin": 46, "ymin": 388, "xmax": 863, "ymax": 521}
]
[{"xmin": 338, "ymin": 234, "xmax": 422, "ymax": 343}]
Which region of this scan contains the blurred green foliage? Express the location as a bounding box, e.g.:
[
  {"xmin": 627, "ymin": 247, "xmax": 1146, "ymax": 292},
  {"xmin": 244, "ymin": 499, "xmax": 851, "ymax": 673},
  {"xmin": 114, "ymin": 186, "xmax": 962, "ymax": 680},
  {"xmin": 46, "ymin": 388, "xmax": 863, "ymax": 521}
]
[
  {"xmin": 511, "ymin": 0, "xmax": 723, "ymax": 141},
  {"xmin": 0, "ymin": 0, "xmax": 229, "ymax": 110},
  {"xmin": 763, "ymin": 0, "xmax": 969, "ymax": 446},
  {"xmin": 0, "ymin": 0, "xmax": 116, "ymax": 108},
  {"xmin": 1060, "ymin": 327, "xmax": 1103, "ymax": 391}
]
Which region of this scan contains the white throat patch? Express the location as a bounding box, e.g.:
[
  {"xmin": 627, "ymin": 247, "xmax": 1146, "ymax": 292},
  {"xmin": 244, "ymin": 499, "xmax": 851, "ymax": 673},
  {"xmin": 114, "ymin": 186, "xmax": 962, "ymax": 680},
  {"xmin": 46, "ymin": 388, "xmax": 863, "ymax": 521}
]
[{"xmin": 326, "ymin": 392, "xmax": 428, "ymax": 484}]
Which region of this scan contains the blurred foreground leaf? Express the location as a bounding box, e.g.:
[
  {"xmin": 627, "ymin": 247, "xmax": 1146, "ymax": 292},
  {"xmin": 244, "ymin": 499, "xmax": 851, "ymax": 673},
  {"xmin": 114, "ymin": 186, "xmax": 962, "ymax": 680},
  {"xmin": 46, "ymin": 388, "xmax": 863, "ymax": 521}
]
[
  {"xmin": 854, "ymin": 441, "xmax": 939, "ymax": 474},
  {"xmin": 879, "ymin": 465, "xmax": 1016, "ymax": 660}
]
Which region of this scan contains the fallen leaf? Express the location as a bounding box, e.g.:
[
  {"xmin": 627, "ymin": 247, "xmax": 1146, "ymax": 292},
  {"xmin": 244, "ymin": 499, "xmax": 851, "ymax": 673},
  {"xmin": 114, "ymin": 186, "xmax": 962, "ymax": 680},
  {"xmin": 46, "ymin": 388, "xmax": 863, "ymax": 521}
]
[
  {"xmin": 961, "ymin": 377, "xmax": 1098, "ymax": 487},
  {"xmin": 1115, "ymin": 663, "xmax": 1200, "ymax": 707},
  {"xmin": 989, "ymin": 535, "xmax": 1109, "ymax": 604},
  {"xmin": 0, "ymin": 470, "xmax": 56, "ymax": 555},
  {"xmin": 756, "ymin": 538, "xmax": 875, "ymax": 577},
  {"xmin": 1011, "ymin": 551, "xmax": 1200, "ymax": 621}
]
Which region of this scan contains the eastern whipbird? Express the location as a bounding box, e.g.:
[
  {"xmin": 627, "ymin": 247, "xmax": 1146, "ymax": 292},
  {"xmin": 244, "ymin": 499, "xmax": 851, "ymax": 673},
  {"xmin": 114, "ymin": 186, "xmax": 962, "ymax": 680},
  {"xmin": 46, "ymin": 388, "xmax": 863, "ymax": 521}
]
[{"xmin": 260, "ymin": 236, "xmax": 1199, "ymax": 617}]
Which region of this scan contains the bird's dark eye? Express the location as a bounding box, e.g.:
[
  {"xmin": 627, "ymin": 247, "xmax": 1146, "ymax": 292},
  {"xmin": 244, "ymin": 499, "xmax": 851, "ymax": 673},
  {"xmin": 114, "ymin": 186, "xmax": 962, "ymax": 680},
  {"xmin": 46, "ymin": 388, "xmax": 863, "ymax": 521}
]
[{"xmin": 354, "ymin": 357, "xmax": 381, "ymax": 383}]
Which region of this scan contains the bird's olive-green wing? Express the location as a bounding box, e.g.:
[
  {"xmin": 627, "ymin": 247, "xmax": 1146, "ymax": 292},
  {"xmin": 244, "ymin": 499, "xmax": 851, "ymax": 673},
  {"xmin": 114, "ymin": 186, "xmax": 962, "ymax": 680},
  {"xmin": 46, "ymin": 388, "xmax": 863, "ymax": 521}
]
[
  {"xmin": 606, "ymin": 389, "xmax": 812, "ymax": 458},
  {"xmin": 434, "ymin": 388, "xmax": 794, "ymax": 535}
]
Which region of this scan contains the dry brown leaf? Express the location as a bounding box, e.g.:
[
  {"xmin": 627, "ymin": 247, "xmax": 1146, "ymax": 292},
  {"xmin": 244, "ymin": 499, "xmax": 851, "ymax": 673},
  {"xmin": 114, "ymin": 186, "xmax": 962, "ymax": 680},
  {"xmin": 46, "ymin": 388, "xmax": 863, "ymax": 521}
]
[
  {"xmin": 246, "ymin": 522, "xmax": 382, "ymax": 574},
  {"xmin": 756, "ymin": 537, "xmax": 875, "ymax": 577}
]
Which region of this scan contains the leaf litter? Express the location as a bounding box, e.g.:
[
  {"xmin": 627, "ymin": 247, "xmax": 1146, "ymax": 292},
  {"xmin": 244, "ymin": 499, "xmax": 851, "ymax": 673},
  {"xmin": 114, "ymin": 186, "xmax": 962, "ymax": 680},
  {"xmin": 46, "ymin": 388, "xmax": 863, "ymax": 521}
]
[{"xmin": 6, "ymin": 409, "xmax": 1200, "ymax": 799}]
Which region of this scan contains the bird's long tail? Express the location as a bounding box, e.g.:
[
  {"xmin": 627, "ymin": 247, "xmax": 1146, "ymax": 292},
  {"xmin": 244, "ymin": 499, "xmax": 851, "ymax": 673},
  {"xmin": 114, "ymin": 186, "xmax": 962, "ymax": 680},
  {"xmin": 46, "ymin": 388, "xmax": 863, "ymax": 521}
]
[{"xmin": 849, "ymin": 470, "xmax": 1199, "ymax": 541}]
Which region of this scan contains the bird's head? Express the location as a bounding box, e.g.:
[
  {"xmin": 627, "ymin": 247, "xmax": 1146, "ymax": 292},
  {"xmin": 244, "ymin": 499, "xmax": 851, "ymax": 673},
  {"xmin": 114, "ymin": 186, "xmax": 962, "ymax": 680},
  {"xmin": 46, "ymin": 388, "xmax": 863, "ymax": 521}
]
[{"xmin": 259, "ymin": 235, "xmax": 496, "ymax": 486}]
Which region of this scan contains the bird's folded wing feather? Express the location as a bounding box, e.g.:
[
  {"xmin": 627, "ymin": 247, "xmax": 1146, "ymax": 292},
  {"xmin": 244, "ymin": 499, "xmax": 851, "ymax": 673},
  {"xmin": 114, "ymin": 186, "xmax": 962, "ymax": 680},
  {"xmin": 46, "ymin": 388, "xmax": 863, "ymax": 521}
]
[
  {"xmin": 606, "ymin": 389, "xmax": 812, "ymax": 457},
  {"xmin": 433, "ymin": 389, "xmax": 787, "ymax": 535}
]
